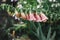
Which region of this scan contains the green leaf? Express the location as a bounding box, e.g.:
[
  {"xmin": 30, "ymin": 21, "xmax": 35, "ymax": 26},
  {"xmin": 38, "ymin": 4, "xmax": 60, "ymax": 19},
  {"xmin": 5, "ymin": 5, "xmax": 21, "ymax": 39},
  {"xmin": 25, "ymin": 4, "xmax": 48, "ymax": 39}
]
[
  {"xmin": 47, "ymin": 27, "xmax": 51, "ymax": 40},
  {"xmin": 51, "ymin": 31, "xmax": 56, "ymax": 40},
  {"xmin": 13, "ymin": 23, "xmax": 27, "ymax": 30}
]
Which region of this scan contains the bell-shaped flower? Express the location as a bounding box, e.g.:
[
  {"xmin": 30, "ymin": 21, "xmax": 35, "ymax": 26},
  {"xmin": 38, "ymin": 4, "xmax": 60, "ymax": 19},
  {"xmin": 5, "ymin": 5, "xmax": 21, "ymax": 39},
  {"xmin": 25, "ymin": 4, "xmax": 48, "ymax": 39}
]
[
  {"xmin": 27, "ymin": 13, "xmax": 36, "ymax": 21},
  {"xmin": 21, "ymin": 12, "xmax": 26, "ymax": 19},
  {"xmin": 26, "ymin": 14, "xmax": 29, "ymax": 20},
  {"xmin": 34, "ymin": 13, "xmax": 42, "ymax": 22},
  {"xmin": 40, "ymin": 12, "xmax": 48, "ymax": 22}
]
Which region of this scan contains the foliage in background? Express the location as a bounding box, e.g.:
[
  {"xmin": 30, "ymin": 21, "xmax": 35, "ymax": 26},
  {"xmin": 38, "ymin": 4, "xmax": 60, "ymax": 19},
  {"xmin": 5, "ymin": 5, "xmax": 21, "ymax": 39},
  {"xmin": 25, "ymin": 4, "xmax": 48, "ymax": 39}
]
[
  {"xmin": 0, "ymin": 0, "xmax": 60, "ymax": 40},
  {"xmin": 0, "ymin": 0, "xmax": 60, "ymax": 23},
  {"xmin": 32, "ymin": 23, "xmax": 56, "ymax": 40}
]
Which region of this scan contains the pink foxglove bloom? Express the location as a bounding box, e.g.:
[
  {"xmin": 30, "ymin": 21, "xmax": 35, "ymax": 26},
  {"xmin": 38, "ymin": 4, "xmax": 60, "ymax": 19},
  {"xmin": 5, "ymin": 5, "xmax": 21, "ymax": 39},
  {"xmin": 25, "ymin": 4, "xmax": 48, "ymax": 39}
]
[
  {"xmin": 31, "ymin": 13, "xmax": 36, "ymax": 21},
  {"xmin": 40, "ymin": 12, "xmax": 48, "ymax": 22},
  {"xmin": 26, "ymin": 12, "xmax": 48, "ymax": 22},
  {"xmin": 34, "ymin": 13, "xmax": 42, "ymax": 22},
  {"xmin": 28, "ymin": 13, "xmax": 36, "ymax": 21}
]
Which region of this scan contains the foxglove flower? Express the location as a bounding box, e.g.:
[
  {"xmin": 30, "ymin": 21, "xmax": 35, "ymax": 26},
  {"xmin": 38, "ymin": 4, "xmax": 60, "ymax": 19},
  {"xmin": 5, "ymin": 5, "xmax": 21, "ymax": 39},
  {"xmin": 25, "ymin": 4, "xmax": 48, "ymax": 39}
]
[
  {"xmin": 14, "ymin": 11, "xmax": 21, "ymax": 18},
  {"xmin": 26, "ymin": 14, "xmax": 29, "ymax": 20},
  {"xmin": 31, "ymin": 13, "xmax": 36, "ymax": 21},
  {"xmin": 13, "ymin": 11, "xmax": 20, "ymax": 20},
  {"xmin": 27, "ymin": 13, "xmax": 36, "ymax": 21},
  {"xmin": 40, "ymin": 12, "xmax": 48, "ymax": 22},
  {"xmin": 34, "ymin": 13, "xmax": 42, "ymax": 22},
  {"xmin": 21, "ymin": 12, "xmax": 26, "ymax": 19}
]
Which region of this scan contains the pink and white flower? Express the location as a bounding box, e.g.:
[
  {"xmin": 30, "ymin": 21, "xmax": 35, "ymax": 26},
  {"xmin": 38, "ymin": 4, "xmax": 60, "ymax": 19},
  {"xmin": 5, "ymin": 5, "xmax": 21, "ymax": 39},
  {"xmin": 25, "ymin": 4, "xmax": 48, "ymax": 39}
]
[
  {"xmin": 40, "ymin": 12, "xmax": 48, "ymax": 22},
  {"xmin": 26, "ymin": 13, "xmax": 36, "ymax": 21},
  {"xmin": 34, "ymin": 13, "xmax": 42, "ymax": 22}
]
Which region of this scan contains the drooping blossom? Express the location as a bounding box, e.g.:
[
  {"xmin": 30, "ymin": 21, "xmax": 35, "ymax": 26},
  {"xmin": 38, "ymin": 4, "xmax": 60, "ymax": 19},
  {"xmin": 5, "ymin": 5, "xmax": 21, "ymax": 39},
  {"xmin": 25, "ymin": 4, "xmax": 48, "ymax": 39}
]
[
  {"xmin": 14, "ymin": 11, "xmax": 26, "ymax": 20},
  {"xmin": 30, "ymin": 13, "xmax": 36, "ymax": 21},
  {"xmin": 39, "ymin": 12, "xmax": 48, "ymax": 22},
  {"xmin": 34, "ymin": 13, "xmax": 42, "ymax": 22},
  {"xmin": 26, "ymin": 12, "xmax": 48, "ymax": 22},
  {"xmin": 13, "ymin": 11, "xmax": 20, "ymax": 20},
  {"xmin": 26, "ymin": 14, "xmax": 29, "ymax": 20},
  {"xmin": 15, "ymin": 11, "xmax": 21, "ymax": 18},
  {"xmin": 20, "ymin": 12, "xmax": 26, "ymax": 19},
  {"xmin": 26, "ymin": 13, "xmax": 36, "ymax": 21},
  {"xmin": 13, "ymin": 11, "xmax": 48, "ymax": 22}
]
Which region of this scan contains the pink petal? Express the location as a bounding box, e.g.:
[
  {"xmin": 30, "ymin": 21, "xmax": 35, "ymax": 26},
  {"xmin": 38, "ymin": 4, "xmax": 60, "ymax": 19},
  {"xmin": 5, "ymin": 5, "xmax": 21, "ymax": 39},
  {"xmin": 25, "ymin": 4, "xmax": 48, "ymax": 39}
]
[
  {"xmin": 28, "ymin": 13, "xmax": 36, "ymax": 21},
  {"xmin": 34, "ymin": 13, "xmax": 42, "ymax": 22},
  {"xmin": 40, "ymin": 13, "xmax": 48, "ymax": 22},
  {"xmin": 42, "ymin": 19, "xmax": 47, "ymax": 22},
  {"xmin": 32, "ymin": 13, "xmax": 36, "ymax": 21}
]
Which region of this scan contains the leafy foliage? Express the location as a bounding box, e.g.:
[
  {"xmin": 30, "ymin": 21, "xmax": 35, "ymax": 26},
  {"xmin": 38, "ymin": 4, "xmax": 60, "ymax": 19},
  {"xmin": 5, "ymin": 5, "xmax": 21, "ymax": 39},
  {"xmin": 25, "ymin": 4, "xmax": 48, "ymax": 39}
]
[
  {"xmin": 0, "ymin": 0, "xmax": 60, "ymax": 40},
  {"xmin": 32, "ymin": 23, "xmax": 56, "ymax": 40}
]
